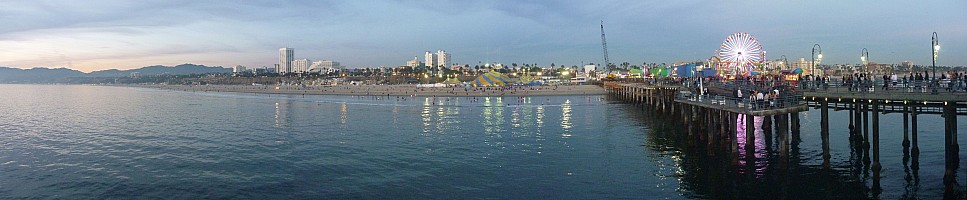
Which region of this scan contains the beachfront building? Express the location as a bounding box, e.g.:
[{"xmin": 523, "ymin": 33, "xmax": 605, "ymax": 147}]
[
  {"xmin": 279, "ymin": 48, "xmax": 294, "ymax": 74},
  {"xmin": 310, "ymin": 60, "xmax": 343, "ymax": 75},
  {"xmin": 436, "ymin": 50, "xmax": 450, "ymax": 68},
  {"xmin": 233, "ymin": 65, "xmax": 247, "ymax": 73},
  {"xmin": 424, "ymin": 51, "xmax": 438, "ymax": 69},
  {"xmin": 292, "ymin": 59, "xmax": 311, "ymax": 73},
  {"xmin": 406, "ymin": 56, "xmax": 424, "ymax": 68},
  {"xmin": 424, "ymin": 50, "xmax": 450, "ymax": 68}
]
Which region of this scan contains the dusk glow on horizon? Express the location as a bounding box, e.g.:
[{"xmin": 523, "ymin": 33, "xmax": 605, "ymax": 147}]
[{"xmin": 1, "ymin": 0, "xmax": 965, "ymax": 72}]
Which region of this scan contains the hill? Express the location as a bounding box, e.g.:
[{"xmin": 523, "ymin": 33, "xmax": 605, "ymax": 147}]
[{"xmin": 0, "ymin": 64, "xmax": 231, "ymax": 83}]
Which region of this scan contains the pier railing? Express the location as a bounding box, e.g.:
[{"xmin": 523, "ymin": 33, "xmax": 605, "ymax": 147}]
[
  {"xmin": 798, "ymin": 79, "xmax": 967, "ymax": 94},
  {"xmin": 675, "ymin": 91, "xmax": 805, "ymax": 112}
]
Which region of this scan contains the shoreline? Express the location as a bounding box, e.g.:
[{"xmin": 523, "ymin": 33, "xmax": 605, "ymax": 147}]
[{"xmin": 120, "ymin": 84, "xmax": 607, "ymax": 97}]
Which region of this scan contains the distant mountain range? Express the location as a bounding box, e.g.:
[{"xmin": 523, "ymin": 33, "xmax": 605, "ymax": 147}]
[{"xmin": 0, "ymin": 64, "xmax": 231, "ymax": 83}]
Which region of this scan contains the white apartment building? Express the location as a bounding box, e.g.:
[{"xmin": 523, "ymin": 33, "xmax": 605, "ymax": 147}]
[
  {"xmin": 292, "ymin": 59, "xmax": 311, "ymax": 73},
  {"xmin": 425, "ymin": 51, "xmax": 438, "ymax": 68},
  {"xmin": 436, "ymin": 50, "xmax": 450, "ymax": 69},
  {"xmin": 423, "ymin": 50, "xmax": 451, "ymax": 71},
  {"xmin": 279, "ymin": 48, "xmax": 294, "ymax": 74},
  {"xmin": 310, "ymin": 60, "xmax": 343, "ymax": 75}
]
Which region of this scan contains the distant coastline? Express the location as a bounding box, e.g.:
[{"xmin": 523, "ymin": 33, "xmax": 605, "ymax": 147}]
[{"xmin": 122, "ymin": 84, "xmax": 607, "ymax": 97}]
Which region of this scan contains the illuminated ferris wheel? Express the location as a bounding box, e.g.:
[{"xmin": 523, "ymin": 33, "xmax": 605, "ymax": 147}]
[{"xmin": 717, "ymin": 32, "xmax": 764, "ymax": 74}]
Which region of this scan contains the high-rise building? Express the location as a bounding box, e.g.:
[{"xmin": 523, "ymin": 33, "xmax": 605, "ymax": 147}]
[
  {"xmin": 279, "ymin": 48, "xmax": 294, "ymax": 74},
  {"xmin": 436, "ymin": 50, "xmax": 450, "ymax": 69},
  {"xmin": 292, "ymin": 59, "xmax": 311, "ymax": 73},
  {"xmin": 424, "ymin": 51, "xmax": 438, "ymax": 69}
]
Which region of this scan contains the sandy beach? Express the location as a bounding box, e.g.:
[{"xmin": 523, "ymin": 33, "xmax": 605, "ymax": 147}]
[{"xmin": 125, "ymin": 84, "xmax": 607, "ymax": 97}]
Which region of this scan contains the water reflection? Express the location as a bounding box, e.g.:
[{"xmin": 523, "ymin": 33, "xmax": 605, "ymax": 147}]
[
  {"xmin": 340, "ymin": 102, "xmax": 348, "ymax": 127},
  {"xmin": 422, "ymin": 98, "xmax": 432, "ymax": 135},
  {"xmin": 561, "ymin": 99, "xmax": 572, "ymax": 138},
  {"xmin": 274, "ymin": 101, "xmax": 288, "ymax": 128},
  {"xmin": 735, "ymin": 114, "xmax": 768, "ymax": 177}
]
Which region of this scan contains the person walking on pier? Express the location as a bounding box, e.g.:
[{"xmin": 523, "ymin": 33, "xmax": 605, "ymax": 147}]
[
  {"xmin": 882, "ymin": 74, "xmax": 889, "ymax": 91},
  {"xmin": 735, "ymin": 88, "xmax": 743, "ymax": 107},
  {"xmin": 891, "ymin": 73, "xmax": 898, "ymax": 88},
  {"xmin": 756, "ymin": 90, "xmax": 765, "ymax": 109}
]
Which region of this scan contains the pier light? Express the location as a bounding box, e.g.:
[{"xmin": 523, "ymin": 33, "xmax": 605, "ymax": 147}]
[
  {"xmin": 824, "ymin": 97, "xmax": 828, "ymax": 101},
  {"xmin": 932, "ymin": 32, "xmax": 939, "ymax": 91},
  {"xmin": 811, "ymin": 44, "xmax": 823, "ymax": 76},
  {"xmin": 838, "ymin": 98, "xmax": 841, "ymax": 101},
  {"xmin": 853, "ymin": 99, "xmax": 856, "ymax": 102},
  {"xmin": 924, "ymin": 101, "xmax": 928, "ymax": 105},
  {"xmin": 904, "ymin": 100, "xmax": 908, "ymax": 104},
  {"xmin": 885, "ymin": 100, "xmax": 890, "ymax": 103},
  {"xmin": 869, "ymin": 99, "xmax": 872, "ymax": 103},
  {"xmin": 860, "ymin": 48, "xmax": 869, "ymax": 73},
  {"xmin": 945, "ymin": 101, "xmax": 948, "ymax": 105}
]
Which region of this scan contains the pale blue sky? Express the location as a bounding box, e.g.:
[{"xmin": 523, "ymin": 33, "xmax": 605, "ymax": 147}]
[{"xmin": 1, "ymin": 0, "xmax": 965, "ymax": 72}]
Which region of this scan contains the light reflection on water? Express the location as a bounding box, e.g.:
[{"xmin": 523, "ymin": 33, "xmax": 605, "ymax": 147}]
[
  {"xmin": 560, "ymin": 99, "xmax": 572, "ymax": 138},
  {"xmin": 736, "ymin": 114, "xmax": 769, "ymax": 177}
]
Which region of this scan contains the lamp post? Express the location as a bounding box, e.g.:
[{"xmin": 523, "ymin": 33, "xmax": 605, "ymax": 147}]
[
  {"xmin": 811, "ymin": 44, "xmax": 822, "ymax": 76},
  {"xmin": 932, "ymin": 32, "xmax": 940, "ymax": 80},
  {"xmin": 779, "ymin": 55, "xmax": 788, "ymax": 72},
  {"xmin": 861, "ymin": 48, "xmax": 869, "ymax": 74},
  {"xmin": 931, "ymin": 32, "xmax": 939, "ymax": 94}
]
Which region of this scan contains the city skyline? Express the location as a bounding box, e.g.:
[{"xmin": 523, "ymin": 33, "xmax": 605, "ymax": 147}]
[{"xmin": 1, "ymin": 0, "xmax": 965, "ymax": 72}]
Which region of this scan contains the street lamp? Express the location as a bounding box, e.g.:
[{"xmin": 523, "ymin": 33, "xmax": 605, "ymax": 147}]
[
  {"xmin": 931, "ymin": 32, "xmax": 939, "ymax": 94},
  {"xmin": 861, "ymin": 48, "xmax": 869, "ymax": 74},
  {"xmin": 932, "ymin": 32, "xmax": 939, "ymax": 79},
  {"xmin": 779, "ymin": 55, "xmax": 788, "ymax": 72},
  {"xmin": 811, "ymin": 44, "xmax": 822, "ymax": 76}
]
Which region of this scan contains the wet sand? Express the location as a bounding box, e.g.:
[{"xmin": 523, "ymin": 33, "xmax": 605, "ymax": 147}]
[{"xmin": 125, "ymin": 84, "xmax": 606, "ymax": 97}]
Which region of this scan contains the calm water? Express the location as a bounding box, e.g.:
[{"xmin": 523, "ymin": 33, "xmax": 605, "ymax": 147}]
[{"xmin": 0, "ymin": 85, "xmax": 963, "ymax": 199}]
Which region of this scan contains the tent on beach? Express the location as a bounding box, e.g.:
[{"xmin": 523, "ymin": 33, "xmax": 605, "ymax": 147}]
[{"xmin": 472, "ymin": 72, "xmax": 512, "ymax": 87}]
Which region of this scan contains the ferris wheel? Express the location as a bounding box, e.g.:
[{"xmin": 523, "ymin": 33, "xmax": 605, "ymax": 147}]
[{"xmin": 718, "ymin": 32, "xmax": 764, "ymax": 74}]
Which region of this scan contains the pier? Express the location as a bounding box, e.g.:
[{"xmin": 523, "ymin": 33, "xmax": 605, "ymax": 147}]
[{"xmin": 605, "ymin": 79, "xmax": 966, "ymax": 198}]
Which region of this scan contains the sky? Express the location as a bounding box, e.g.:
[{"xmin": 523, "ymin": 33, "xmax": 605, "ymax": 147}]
[{"xmin": 0, "ymin": 0, "xmax": 965, "ymax": 72}]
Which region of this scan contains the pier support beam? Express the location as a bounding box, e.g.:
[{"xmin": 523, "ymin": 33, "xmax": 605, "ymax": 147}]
[
  {"xmin": 778, "ymin": 113, "xmax": 789, "ymax": 169},
  {"xmin": 872, "ymin": 100, "xmax": 881, "ymax": 191},
  {"xmin": 862, "ymin": 103, "xmax": 871, "ymax": 165},
  {"xmin": 790, "ymin": 112, "xmax": 800, "ymax": 143},
  {"xmin": 862, "ymin": 103, "xmax": 870, "ymax": 149},
  {"xmin": 745, "ymin": 114, "xmax": 756, "ymax": 176},
  {"xmin": 730, "ymin": 112, "xmax": 739, "ymax": 165},
  {"xmin": 763, "ymin": 115, "xmax": 773, "ymax": 150},
  {"xmin": 903, "ymin": 106, "xmax": 910, "ymax": 154},
  {"xmin": 707, "ymin": 109, "xmax": 716, "ymax": 156},
  {"xmin": 943, "ymin": 104, "xmax": 959, "ymax": 185},
  {"xmin": 821, "ymin": 100, "xmax": 831, "ymax": 170},
  {"xmin": 911, "ymin": 106, "xmax": 920, "ymax": 157},
  {"xmin": 854, "ymin": 103, "xmax": 863, "ymax": 149}
]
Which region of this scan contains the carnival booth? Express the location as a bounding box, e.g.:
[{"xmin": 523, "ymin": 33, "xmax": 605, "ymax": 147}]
[{"xmin": 780, "ymin": 68, "xmax": 803, "ymax": 86}]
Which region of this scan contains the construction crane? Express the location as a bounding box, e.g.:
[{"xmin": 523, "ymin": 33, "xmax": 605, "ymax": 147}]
[{"xmin": 600, "ymin": 20, "xmax": 610, "ymax": 75}]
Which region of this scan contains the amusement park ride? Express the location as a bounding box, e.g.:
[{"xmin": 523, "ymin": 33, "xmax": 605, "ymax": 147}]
[{"xmin": 709, "ymin": 32, "xmax": 767, "ymax": 78}]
